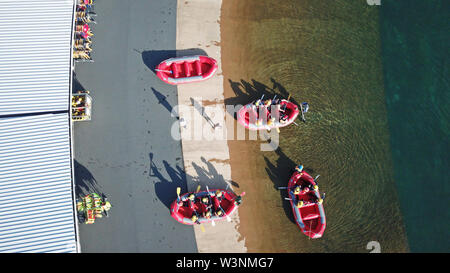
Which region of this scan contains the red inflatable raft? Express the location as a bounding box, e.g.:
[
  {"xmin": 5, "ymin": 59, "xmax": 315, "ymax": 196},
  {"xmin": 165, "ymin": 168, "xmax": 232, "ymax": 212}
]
[
  {"xmin": 237, "ymin": 99, "xmax": 300, "ymax": 130},
  {"xmin": 287, "ymin": 167, "xmax": 326, "ymax": 238},
  {"xmin": 170, "ymin": 189, "xmax": 243, "ymax": 225},
  {"xmin": 156, "ymin": 55, "xmax": 218, "ymax": 85}
]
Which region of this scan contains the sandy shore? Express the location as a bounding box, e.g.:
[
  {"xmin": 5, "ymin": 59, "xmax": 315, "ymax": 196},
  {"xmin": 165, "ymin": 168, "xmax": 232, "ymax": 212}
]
[{"xmin": 176, "ymin": 0, "xmax": 246, "ymax": 253}]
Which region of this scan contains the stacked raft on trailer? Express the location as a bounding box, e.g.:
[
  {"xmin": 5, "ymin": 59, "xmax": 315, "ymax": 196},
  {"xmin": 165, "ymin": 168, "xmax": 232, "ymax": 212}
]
[
  {"xmin": 156, "ymin": 55, "xmax": 218, "ymax": 85},
  {"xmin": 287, "ymin": 168, "xmax": 326, "ymax": 239},
  {"xmin": 237, "ymin": 99, "xmax": 299, "ymax": 130}
]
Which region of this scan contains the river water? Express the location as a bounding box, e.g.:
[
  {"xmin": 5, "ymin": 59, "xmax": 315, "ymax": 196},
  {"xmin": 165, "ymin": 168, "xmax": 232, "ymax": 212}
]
[{"xmin": 221, "ymin": 0, "xmax": 448, "ymax": 252}]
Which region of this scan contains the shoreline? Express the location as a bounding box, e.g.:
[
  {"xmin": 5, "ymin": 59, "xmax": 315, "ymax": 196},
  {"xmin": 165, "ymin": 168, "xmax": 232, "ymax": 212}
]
[{"xmin": 176, "ymin": 0, "xmax": 246, "ymax": 253}]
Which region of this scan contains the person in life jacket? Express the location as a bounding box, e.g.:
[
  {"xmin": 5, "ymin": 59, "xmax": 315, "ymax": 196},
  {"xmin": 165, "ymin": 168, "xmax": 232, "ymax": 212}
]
[
  {"xmin": 296, "ymin": 200, "xmax": 304, "ymax": 208},
  {"xmin": 234, "ymin": 195, "xmax": 243, "ymax": 206},
  {"xmin": 301, "ymin": 186, "xmax": 310, "ymax": 194},
  {"xmin": 280, "ymin": 112, "xmax": 288, "ymax": 123},
  {"xmin": 191, "ymin": 214, "xmax": 199, "ymax": 224},
  {"xmin": 293, "ymin": 186, "xmax": 301, "ymax": 195},
  {"xmin": 188, "ymin": 193, "xmax": 195, "ymax": 201},
  {"xmin": 301, "ymin": 102, "xmax": 309, "ymax": 113},
  {"xmin": 102, "ymin": 201, "xmax": 111, "ymax": 212},
  {"xmin": 201, "ymin": 196, "xmax": 212, "ymax": 211},
  {"xmin": 215, "ymin": 209, "xmax": 224, "ymax": 217},
  {"xmin": 203, "ymin": 210, "xmax": 212, "ymax": 219},
  {"xmin": 295, "ymin": 165, "xmax": 304, "ymax": 173},
  {"xmin": 214, "ymin": 190, "xmax": 224, "ymax": 207}
]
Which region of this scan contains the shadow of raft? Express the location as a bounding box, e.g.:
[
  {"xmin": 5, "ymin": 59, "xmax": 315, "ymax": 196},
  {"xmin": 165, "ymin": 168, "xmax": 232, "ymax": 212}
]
[
  {"xmin": 263, "ymin": 148, "xmax": 304, "ymax": 225},
  {"xmin": 141, "ymin": 48, "xmax": 209, "ymax": 74},
  {"xmin": 151, "ymin": 153, "xmax": 235, "ymax": 209}
]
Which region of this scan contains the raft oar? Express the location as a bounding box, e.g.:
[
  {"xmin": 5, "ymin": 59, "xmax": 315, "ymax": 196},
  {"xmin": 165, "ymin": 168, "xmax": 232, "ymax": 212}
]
[
  {"xmin": 176, "ymin": 187, "xmax": 181, "ymax": 202},
  {"xmin": 196, "ymin": 184, "xmax": 201, "ymax": 193},
  {"xmin": 314, "ymin": 175, "xmax": 320, "ymax": 186},
  {"xmin": 299, "ymin": 103, "xmax": 306, "ymax": 123},
  {"xmin": 281, "ymin": 94, "xmax": 291, "ymax": 112},
  {"xmin": 204, "ymin": 186, "xmax": 216, "ymax": 227}
]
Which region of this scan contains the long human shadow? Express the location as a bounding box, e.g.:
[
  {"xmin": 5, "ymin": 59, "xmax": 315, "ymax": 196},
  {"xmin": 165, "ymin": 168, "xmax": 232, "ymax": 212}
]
[
  {"xmin": 151, "ymin": 153, "xmax": 236, "ymax": 209},
  {"xmin": 263, "ymin": 148, "xmax": 306, "ymax": 224},
  {"xmin": 190, "ymin": 97, "xmax": 217, "ymax": 129},
  {"xmin": 225, "ymin": 78, "xmax": 300, "ymax": 119},
  {"xmin": 152, "ymin": 87, "xmax": 173, "ymax": 114},
  {"xmin": 150, "ymin": 153, "xmax": 185, "ymax": 209},
  {"xmin": 141, "ymin": 48, "xmax": 208, "ymax": 74},
  {"xmin": 74, "ymin": 160, "xmax": 101, "ymax": 199},
  {"xmin": 190, "ymin": 157, "xmax": 231, "ymax": 190}
]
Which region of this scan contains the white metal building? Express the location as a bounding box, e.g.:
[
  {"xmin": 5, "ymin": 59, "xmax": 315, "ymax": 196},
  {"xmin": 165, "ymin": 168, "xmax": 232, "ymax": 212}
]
[{"xmin": 0, "ymin": 0, "xmax": 78, "ymax": 253}]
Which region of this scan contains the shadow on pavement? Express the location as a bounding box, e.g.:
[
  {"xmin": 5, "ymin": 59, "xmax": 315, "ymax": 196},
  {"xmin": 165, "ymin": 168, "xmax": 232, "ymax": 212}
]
[
  {"xmin": 142, "ymin": 48, "xmax": 208, "ymax": 74},
  {"xmin": 191, "ymin": 157, "xmax": 230, "ymax": 190},
  {"xmin": 72, "ymin": 75, "xmax": 88, "ymax": 94},
  {"xmin": 151, "ymin": 153, "xmax": 234, "ymax": 209},
  {"xmin": 74, "ymin": 160, "xmax": 101, "ymax": 198},
  {"xmin": 151, "ymin": 87, "xmax": 174, "ymax": 114}
]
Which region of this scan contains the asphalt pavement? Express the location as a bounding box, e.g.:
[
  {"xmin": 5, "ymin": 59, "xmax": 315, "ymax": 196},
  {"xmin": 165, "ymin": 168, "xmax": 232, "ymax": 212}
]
[{"xmin": 72, "ymin": 0, "xmax": 197, "ymax": 252}]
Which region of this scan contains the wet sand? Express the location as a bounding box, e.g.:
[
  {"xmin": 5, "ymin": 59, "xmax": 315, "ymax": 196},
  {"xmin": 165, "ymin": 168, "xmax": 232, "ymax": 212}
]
[{"xmin": 221, "ymin": 0, "xmax": 409, "ymax": 252}]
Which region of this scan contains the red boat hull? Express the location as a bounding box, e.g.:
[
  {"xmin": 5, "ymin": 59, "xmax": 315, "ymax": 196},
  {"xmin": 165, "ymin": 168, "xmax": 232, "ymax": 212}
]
[
  {"xmin": 170, "ymin": 189, "xmax": 238, "ymax": 225},
  {"xmin": 287, "ymin": 170, "xmax": 326, "ymax": 238},
  {"xmin": 156, "ymin": 55, "xmax": 218, "ymax": 85},
  {"xmin": 237, "ymin": 100, "xmax": 300, "ymax": 130}
]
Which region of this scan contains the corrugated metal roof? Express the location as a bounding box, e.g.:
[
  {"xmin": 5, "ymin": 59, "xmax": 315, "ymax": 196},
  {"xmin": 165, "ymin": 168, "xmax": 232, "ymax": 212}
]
[
  {"xmin": 0, "ymin": 0, "xmax": 74, "ymax": 116},
  {"xmin": 0, "ymin": 113, "xmax": 77, "ymax": 253},
  {"xmin": 0, "ymin": 0, "xmax": 78, "ymax": 253}
]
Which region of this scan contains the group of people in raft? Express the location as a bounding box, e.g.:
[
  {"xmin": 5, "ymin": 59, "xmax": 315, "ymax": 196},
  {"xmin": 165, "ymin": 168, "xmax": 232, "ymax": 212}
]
[
  {"xmin": 291, "ymin": 165, "xmax": 324, "ymax": 208},
  {"xmin": 178, "ymin": 190, "xmax": 241, "ymax": 225},
  {"xmin": 250, "ymin": 97, "xmax": 309, "ymax": 127}
]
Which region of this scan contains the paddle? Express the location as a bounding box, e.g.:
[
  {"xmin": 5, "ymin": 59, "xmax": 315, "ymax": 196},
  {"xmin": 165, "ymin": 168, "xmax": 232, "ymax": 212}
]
[
  {"xmin": 207, "ymin": 185, "xmax": 231, "ymax": 222},
  {"xmin": 203, "ymin": 186, "xmax": 216, "ymax": 227},
  {"xmin": 193, "ymin": 209, "xmax": 205, "ymax": 232},
  {"xmin": 176, "ymin": 187, "xmax": 181, "ymax": 202},
  {"xmin": 281, "ymin": 94, "xmax": 291, "ymax": 112},
  {"xmin": 314, "ymin": 175, "xmax": 320, "ymax": 186}
]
